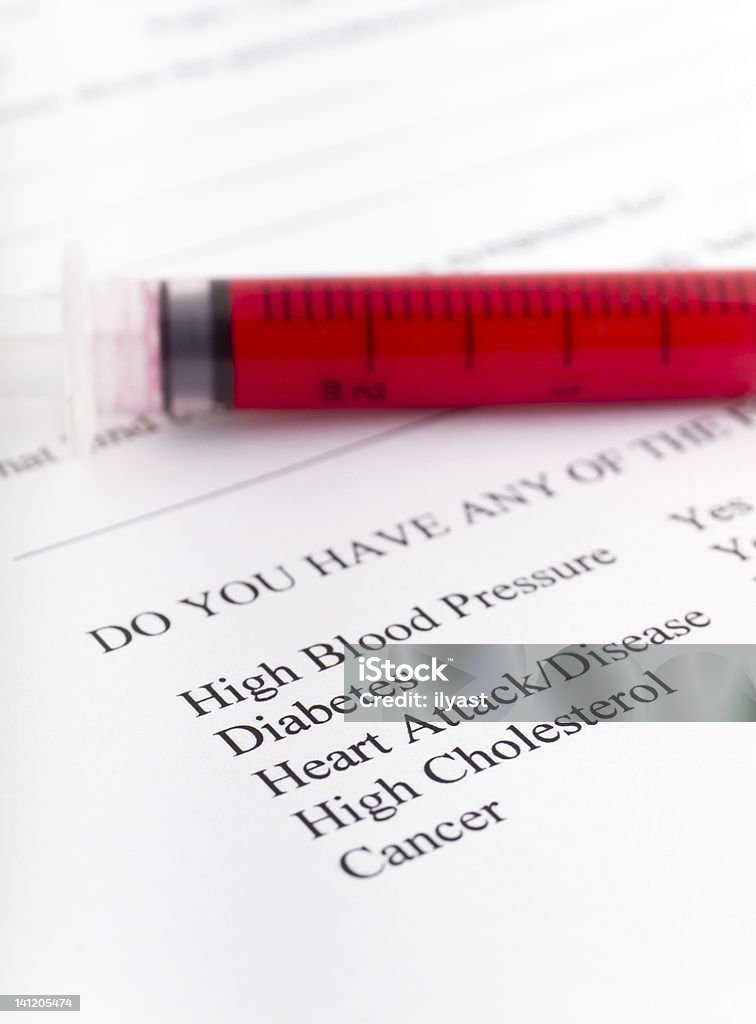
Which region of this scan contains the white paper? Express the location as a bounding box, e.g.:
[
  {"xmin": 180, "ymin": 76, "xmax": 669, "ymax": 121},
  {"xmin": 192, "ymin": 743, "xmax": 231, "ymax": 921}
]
[{"xmin": 1, "ymin": 2, "xmax": 755, "ymax": 1021}]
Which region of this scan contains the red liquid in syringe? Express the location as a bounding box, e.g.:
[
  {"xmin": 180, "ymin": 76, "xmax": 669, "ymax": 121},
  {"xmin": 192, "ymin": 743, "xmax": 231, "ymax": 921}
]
[{"xmin": 153, "ymin": 272, "xmax": 756, "ymax": 412}]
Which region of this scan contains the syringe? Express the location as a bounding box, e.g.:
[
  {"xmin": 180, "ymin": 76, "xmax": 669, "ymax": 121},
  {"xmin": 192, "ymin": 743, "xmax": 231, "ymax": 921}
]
[{"xmin": 2, "ymin": 248, "xmax": 755, "ymax": 452}]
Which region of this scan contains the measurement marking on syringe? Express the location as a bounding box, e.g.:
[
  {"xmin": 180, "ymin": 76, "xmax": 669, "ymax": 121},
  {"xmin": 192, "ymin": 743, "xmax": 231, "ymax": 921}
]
[
  {"xmin": 364, "ymin": 290, "xmax": 375, "ymax": 370},
  {"xmin": 464, "ymin": 302, "xmax": 475, "ymax": 370},
  {"xmin": 655, "ymin": 274, "xmax": 670, "ymax": 365},
  {"xmin": 562, "ymin": 304, "xmax": 573, "ymax": 367}
]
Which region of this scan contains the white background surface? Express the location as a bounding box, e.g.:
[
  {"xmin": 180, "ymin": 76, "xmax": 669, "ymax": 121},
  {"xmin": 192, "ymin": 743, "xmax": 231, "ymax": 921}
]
[{"xmin": 1, "ymin": 2, "xmax": 756, "ymax": 1021}]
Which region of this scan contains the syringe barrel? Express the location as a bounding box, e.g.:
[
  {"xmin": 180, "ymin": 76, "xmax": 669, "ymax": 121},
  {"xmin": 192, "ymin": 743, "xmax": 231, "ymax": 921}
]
[
  {"xmin": 3, "ymin": 267, "xmax": 756, "ymax": 445},
  {"xmin": 159, "ymin": 271, "xmax": 756, "ymax": 411}
]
